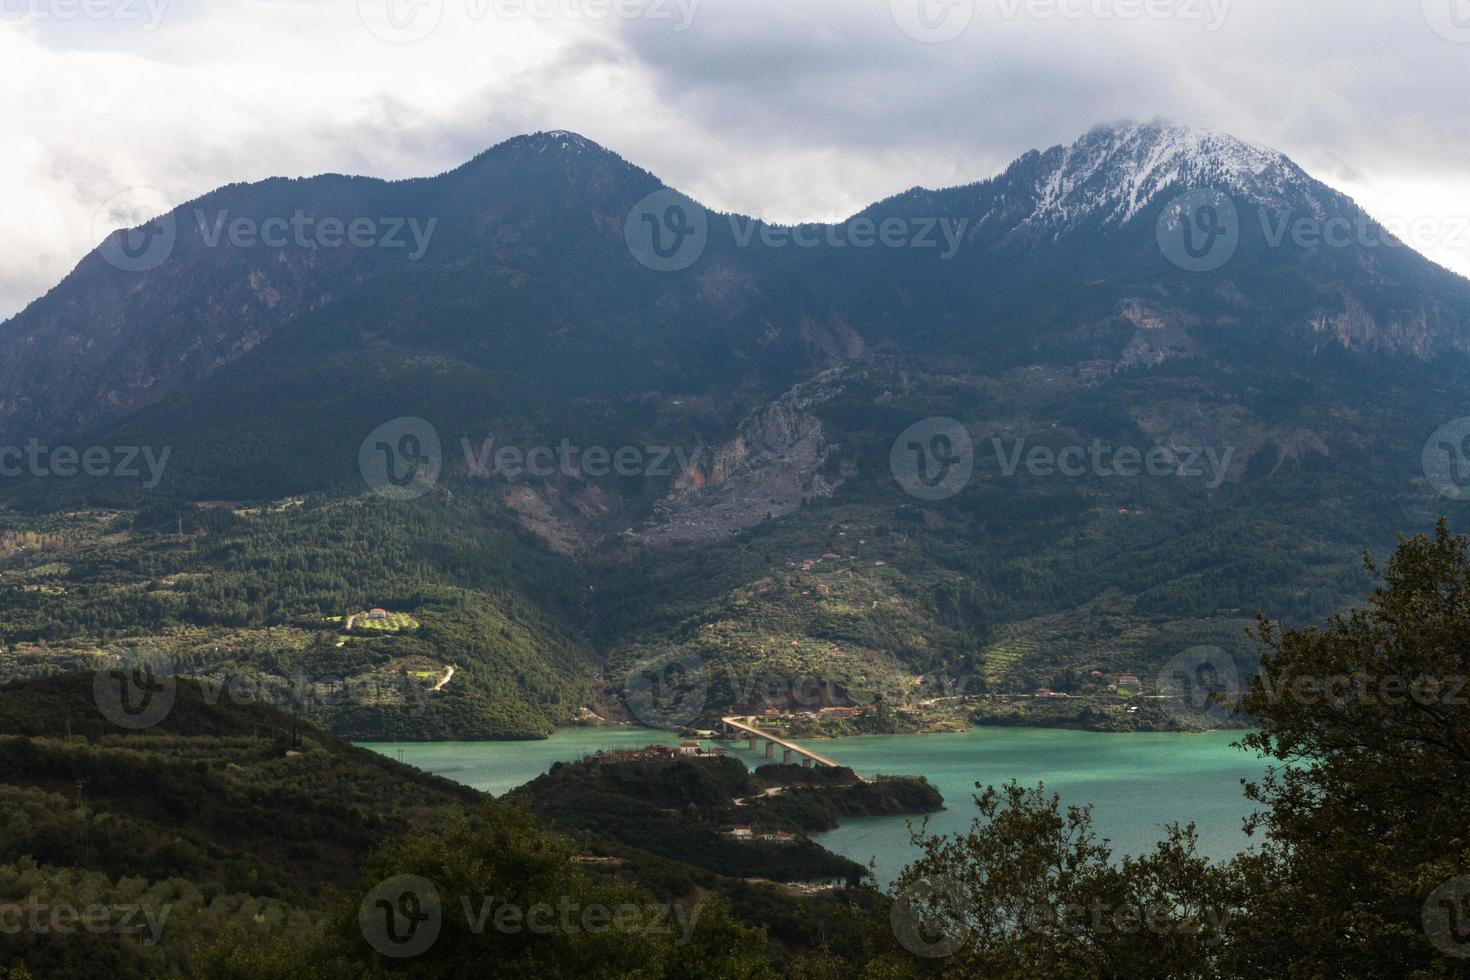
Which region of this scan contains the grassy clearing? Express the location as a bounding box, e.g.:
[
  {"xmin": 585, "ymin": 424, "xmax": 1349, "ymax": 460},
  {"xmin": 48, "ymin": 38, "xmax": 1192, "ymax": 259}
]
[{"xmin": 352, "ymin": 611, "xmax": 420, "ymax": 633}]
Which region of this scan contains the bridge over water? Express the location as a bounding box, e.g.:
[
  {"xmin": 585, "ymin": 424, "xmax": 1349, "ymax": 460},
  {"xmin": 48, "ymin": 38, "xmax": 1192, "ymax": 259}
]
[{"xmin": 719, "ymin": 716, "xmax": 850, "ymax": 771}]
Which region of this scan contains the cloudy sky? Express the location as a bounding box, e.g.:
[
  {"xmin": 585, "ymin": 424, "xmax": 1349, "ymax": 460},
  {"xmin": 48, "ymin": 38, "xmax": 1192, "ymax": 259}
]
[{"xmin": 2, "ymin": 0, "xmax": 1468, "ymax": 320}]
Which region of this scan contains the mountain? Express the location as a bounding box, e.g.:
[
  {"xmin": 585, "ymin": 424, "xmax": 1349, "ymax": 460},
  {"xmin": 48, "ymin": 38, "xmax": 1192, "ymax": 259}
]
[
  {"xmin": 0, "ymin": 130, "xmax": 793, "ymax": 445},
  {"xmin": 855, "ymin": 120, "xmax": 1470, "ymax": 360},
  {"xmin": 1007, "ymin": 120, "xmax": 1319, "ymax": 229},
  {"xmin": 3, "ymin": 120, "xmax": 1470, "ymax": 738},
  {"xmin": 5, "ymin": 121, "xmax": 1469, "ymax": 445}
]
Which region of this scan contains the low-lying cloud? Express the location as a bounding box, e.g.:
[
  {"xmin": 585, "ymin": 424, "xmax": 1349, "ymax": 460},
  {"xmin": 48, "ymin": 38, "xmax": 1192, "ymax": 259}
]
[{"xmin": 2, "ymin": 0, "xmax": 1467, "ymax": 322}]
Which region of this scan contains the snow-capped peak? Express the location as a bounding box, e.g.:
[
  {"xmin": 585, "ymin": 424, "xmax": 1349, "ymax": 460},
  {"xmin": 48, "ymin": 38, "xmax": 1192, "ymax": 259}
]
[
  {"xmin": 1023, "ymin": 120, "xmax": 1311, "ymax": 230},
  {"xmin": 522, "ymin": 130, "xmax": 603, "ymax": 155}
]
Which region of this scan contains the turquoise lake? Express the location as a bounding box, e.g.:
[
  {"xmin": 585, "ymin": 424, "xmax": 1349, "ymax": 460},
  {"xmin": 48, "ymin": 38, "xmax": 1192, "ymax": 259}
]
[{"xmin": 361, "ymin": 726, "xmax": 1269, "ymax": 889}]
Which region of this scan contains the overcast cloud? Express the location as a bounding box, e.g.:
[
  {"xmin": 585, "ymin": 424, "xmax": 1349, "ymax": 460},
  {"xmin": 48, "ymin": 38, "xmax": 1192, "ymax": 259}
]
[{"xmin": 2, "ymin": 0, "xmax": 1468, "ymax": 320}]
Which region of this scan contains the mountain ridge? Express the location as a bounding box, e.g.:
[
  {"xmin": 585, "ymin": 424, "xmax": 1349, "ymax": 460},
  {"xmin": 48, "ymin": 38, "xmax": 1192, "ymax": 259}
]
[{"xmin": 3, "ymin": 119, "xmax": 1469, "ymax": 451}]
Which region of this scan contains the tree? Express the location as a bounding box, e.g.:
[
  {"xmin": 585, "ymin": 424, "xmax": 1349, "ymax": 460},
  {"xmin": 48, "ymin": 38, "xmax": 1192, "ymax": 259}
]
[
  {"xmin": 199, "ymin": 804, "xmax": 776, "ymax": 979},
  {"xmin": 1228, "ymin": 520, "xmax": 1470, "ymax": 978},
  {"xmin": 864, "ymin": 782, "xmax": 1236, "ymax": 978},
  {"xmin": 861, "ymin": 523, "xmax": 1470, "ymax": 978}
]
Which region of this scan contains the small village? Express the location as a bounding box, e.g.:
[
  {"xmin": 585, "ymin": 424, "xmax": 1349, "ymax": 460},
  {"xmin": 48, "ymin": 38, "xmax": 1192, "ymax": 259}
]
[
  {"xmin": 589, "ymin": 742, "xmax": 729, "ymax": 766},
  {"xmin": 701, "ymin": 667, "xmax": 1155, "ymax": 738},
  {"xmin": 725, "ymin": 826, "xmax": 796, "ymax": 844}
]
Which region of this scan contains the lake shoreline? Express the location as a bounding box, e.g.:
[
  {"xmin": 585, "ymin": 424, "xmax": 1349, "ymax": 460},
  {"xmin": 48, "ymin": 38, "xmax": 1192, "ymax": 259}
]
[
  {"xmin": 361, "ymin": 727, "xmax": 1267, "ymax": 890},
  {"xmin": 431, "ymin": 717, "xmax": 1256, "ymax": 745}
]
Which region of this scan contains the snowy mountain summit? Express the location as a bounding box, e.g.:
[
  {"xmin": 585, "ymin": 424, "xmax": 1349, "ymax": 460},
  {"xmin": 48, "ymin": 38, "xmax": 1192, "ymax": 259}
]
[
  {"xmin": 1019, "ymin": 119, "xmax": 1330, "ymax": 232},
  {"xmin": 877, "ymin": 120, "xmax": 1351, "ymax": 250}
]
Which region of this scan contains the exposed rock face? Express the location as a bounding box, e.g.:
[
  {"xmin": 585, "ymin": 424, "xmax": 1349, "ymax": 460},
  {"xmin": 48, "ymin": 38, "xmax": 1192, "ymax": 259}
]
[
  {"xmin": 638, "ymin": 380, "xmax": 843, "ymax": 546},
  {"xmin": 1115, "ymin": 300, "xmax": 1202, "ymax": 367}
]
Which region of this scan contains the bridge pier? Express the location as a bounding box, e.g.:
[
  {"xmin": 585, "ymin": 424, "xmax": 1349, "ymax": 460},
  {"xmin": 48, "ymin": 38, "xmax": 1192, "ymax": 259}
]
[{"xmin": 722, "ymin": 717, "xmax": 845, "ymax": 774}]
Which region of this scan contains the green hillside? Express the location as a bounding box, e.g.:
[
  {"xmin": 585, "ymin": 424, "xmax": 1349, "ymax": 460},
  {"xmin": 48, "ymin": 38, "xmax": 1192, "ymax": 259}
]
[
  {"xmin": 0, "ymin": 499, "xmax": 598, "ymax": 740},
  {"xmin": 0, "ymin": 673, "xmax": 480, "ymax": 979}
]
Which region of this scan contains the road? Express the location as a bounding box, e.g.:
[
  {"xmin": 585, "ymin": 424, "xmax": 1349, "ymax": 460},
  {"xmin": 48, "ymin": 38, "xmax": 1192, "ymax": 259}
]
[{"xmin": 721, "ymin": 716, "xmax": 846, "ymax": 769}]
